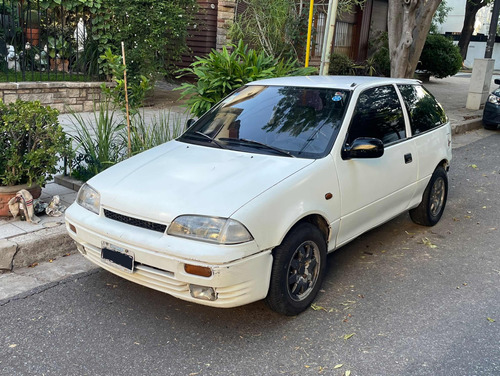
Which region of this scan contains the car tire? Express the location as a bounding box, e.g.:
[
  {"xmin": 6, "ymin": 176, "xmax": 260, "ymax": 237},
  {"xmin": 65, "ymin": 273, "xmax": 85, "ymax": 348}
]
[
  {"xmin": 266, "ymin": 222, "xmax": 327, "ymax": 316},
  {"xmin": 483, "ymin": 122, "xmax": 498, "ymax": 130},
  {"xmin": 409, "ymin": 166, "xmax": 448, "ymax": 226}
]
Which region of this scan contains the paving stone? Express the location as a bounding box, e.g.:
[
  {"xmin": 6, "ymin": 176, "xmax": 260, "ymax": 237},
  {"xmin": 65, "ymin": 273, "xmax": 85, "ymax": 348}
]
[
  {"xmin": 0, "ymin": 224, "xmax": 26, "ymax": 239},
  {"xmin": 43, "ymin": 183, "xmax": 74, "ymax": 197}
]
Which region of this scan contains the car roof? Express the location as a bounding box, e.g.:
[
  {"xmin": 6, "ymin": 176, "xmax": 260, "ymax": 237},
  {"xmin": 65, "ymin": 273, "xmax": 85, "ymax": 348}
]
[{"xmin": 247, "ymin": 76, "xmax": 421, "ymax": 90}]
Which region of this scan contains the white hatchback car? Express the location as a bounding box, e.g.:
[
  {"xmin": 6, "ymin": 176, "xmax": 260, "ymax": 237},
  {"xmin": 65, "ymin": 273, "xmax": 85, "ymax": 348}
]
[{"xmin": 65, "ymin": 76, "xmax": 452, "ymax": 315}]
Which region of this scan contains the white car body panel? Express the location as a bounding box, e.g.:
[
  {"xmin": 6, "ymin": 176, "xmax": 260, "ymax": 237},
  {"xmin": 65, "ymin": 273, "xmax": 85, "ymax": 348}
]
[{"xmin": 90, "ymin": 140, "xmax": 313, "ymax": 223}]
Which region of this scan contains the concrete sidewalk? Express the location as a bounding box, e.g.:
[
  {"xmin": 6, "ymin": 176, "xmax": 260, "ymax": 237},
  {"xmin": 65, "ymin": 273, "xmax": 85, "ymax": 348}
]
[{"xmin": 0, "ymin": 74, "xmax": 498, "ymax": 282}]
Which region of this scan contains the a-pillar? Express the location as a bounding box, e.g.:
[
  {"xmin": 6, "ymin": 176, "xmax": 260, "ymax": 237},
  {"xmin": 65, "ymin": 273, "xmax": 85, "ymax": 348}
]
[{"xmin": 466, "ymin": 58, "xmax": 495, "ymax": 110}]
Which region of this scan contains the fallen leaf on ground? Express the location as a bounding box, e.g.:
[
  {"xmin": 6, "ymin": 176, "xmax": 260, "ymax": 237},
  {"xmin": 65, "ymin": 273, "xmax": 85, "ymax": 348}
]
[
  {"xmin": 469, "ymin": 164, "xmax": 478, "ymax": 169},
  {"xmin": 9, "ymin": 344, "xmax": 17, "ymax": 348},
  {"xmin": 334, "ymin": 364, "xmax": 343, "ymax": 369},
  {"xmin": 345, "ymin": 371, "xmax": 351, "ymax": 376},
  {"xmin": 343, "ymin": 333, "xmax": 355, "ymax": 340},
  {"xmin": 311, "ymin": 303, "xmax": 327, "ymax": 311},
  {"xmin": 487, "ymin": 317, "xmax": 495, "ymax": 322},
  {"xmin": 422, "ymin": 237, "xmax": 437, "ymax": 248}
]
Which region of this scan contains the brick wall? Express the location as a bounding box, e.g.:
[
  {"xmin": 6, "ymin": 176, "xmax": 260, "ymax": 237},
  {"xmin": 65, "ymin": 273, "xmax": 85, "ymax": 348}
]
[{"xmin": 0, "ymin": 82, "xmax": 109, "ymax": 113}]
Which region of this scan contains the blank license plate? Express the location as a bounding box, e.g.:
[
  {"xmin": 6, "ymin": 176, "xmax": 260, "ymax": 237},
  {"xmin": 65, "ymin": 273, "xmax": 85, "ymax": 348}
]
[{"xmin": 101, "ymin": 243, "xmax": 134, "ymax": 272}]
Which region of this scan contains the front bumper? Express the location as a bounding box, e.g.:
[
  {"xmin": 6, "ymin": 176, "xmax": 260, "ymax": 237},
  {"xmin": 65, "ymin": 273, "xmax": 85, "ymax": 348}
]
[
  {"xmin": 482, "ymin": 101, "xmax": 500, "ymax": 125},
  {"xmin": 65, "ymin": 203, "xmax": 273, "ymax": 308}
]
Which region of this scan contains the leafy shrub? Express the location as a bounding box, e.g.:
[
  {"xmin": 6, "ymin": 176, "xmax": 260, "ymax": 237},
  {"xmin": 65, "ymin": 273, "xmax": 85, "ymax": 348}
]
[
  {"xmin": 99, "ymin": 48, "xmax": 152, "ymax": 115},
  {"xmin": 127, "ymin": 111, "xmax": 186, "ymax": 156},
  {"xmin": 0, "ymin": 100, "xmax": 72, "ymax": 187},
  {"xmin": 229, "ymin": 0, "xmax": 309, "ymax": 61},
  {"xmin": 369, "ymin": 32, "xmax": 390, "ymax": 77},
  {"xmin": 68, "ymin": 100, "xmax": 185, "ymax": 181},
  {"xmin": 68, "ymin": 98, "xmax": 124, "ymax": 180},
  {"xmin": 90, "ymin": 0, "xmax": 197, "ymax": 81},
  {"xmin": 178, "ymin": 40, "xmax": 317, "ymax": 117},
  {"xmin": 328, "ymin": 53, "xmax": 358, "ymax": 75},
  {"xmin": 419, "ymin": 34, "xmax": 462, "ymax": 78}
]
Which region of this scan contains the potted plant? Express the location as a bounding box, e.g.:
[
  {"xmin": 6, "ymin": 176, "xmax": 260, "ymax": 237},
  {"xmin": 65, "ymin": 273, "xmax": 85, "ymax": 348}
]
[
  {"xmin": 0, "ymin": 100, "xmax": 72, "ymax": 217},
  {"xmin": 23, "ymin": 9, "xmax": 40, "ymax": 46},
  {"xmin": 48, "ymin": 36, "xmax": 73, "ymax": 72}
]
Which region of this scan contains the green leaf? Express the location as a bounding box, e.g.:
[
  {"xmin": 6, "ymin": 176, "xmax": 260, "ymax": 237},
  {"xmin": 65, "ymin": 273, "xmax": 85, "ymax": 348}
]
[
  {"xmin": 487, "ymin": 317, "xmax": 495, "ymax": 322},
  {"xmin": 334, "ymin": 364, "xmax": 343, "ymax": 369},
  {"xmin": 310, "ymin": 303, "xmax": 327, "ymax": 311},
  {"xmin": 343, "ymin": 333, "xmax": 355, "ymax": 340}
]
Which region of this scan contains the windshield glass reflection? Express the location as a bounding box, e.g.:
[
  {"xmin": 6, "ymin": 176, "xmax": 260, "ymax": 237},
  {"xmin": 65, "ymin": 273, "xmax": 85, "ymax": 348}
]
[{"xmin": 180, "ymin": 85, "xmax": 350, "ymax": 159}]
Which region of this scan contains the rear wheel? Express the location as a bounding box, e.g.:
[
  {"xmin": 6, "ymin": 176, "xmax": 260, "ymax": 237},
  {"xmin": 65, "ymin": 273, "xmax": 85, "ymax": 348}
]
[
  {"xmin": 483, "ymin": 122, "xmax": 498, "ymax": 130},
  {"xmin": 266, "ymin": 223, "xmax": 327, "ymax": 316},
  {"xmin": 409, "ymin": 166, "xmax": 448, "ymax": 226}
]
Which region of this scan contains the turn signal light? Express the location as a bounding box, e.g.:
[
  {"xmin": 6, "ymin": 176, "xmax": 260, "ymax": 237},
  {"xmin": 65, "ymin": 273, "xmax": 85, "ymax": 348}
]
[
  {"xmin": 184, "ymin": 264, "xmax": 212, "ymax": 277},
  {"xmin": 69, "ymin": 223, "xmax": 77, "ymax": 233}
]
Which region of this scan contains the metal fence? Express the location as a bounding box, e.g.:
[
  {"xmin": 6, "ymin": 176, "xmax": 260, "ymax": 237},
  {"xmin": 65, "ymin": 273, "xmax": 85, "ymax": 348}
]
[{"xmin": 0, "ymin": 0, "xmax": 97, "ymax": 82}]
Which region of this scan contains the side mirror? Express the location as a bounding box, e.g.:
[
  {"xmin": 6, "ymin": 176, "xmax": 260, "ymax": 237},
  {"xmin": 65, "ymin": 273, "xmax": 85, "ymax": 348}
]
[
  {"xmin": 186, "ymin": 118, "xmax": 195, "ymax": 128},
  {"xmin": 495, "ymin": 78, "xmax": 500, "ymax": 85},
  {"xmin": 342, "ymin": 137, "xmax": 384, "ymax": 160}
]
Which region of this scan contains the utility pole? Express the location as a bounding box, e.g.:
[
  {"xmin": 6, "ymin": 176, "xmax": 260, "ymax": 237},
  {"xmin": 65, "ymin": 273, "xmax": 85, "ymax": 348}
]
[
  {"xmin": 319, "ymin": 0, "xmax": 339, "ymax": 75},
  {"xmin": 485, "ymin": 0, "xmax": 500, "ymax": 58}
]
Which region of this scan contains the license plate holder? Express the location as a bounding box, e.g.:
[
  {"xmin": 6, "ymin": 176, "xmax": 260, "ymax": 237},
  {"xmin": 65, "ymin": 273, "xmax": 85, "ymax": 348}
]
[{"xmin": 101, "ymin": 242, "xmax": 135, "ymax": 273}]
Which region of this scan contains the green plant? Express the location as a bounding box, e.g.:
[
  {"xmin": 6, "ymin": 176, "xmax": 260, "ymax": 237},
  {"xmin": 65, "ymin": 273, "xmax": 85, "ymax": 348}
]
[
  {"xmin": 0, "ymin": 100, "xmax": 72, "ymax": 187},
  {"xmin": 361, "ymin": 57, "xmax": 377, "ymax": 76},
  {"xmin": 328, "ymin": 53, "xmax": 358, "ymax": 75},
  {"xmin": 177, "ymin": 40, "xmax": 316, "ymax": 117},
  {"xmin": 369, "ymin": 31, "xmax": 390, "ymax": 77},
  {"xmin": 68, "ymin": 98, "xmax": 124, "ymax": 179},
  {"xmin": 99, "ymin": 48, "xmax": 153, "ymax": 115},
  {"xmin": 89, "ymin": 0, "xmax": 196, "ymax": 81},
  {"xmin": 47, "ymin": 36, "xmax": 73, "ymax": 59},
  {"xmin": 419, "ymin": 34, "xmax": 462, "ymax": 78},
  {"xmin": 127, "ymin": 111, "xmax": 186, "ymax": 156}
]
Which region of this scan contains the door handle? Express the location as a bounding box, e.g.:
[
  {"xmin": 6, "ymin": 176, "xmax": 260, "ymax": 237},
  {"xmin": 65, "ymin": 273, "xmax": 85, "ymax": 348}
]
[{"xmin": 404, "ymin": 153, "xmax": 413, "ymax": 164}]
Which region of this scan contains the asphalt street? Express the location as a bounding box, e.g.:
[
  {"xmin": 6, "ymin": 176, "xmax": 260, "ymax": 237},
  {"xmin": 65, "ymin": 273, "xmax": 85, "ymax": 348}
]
[{"xmin": 1, "ymin": 130, "xmax": 499, "ymax": 376}]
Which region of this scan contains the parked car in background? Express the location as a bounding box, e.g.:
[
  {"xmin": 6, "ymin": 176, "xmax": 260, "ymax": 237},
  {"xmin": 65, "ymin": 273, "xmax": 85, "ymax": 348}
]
[
  {"xmin": 65, "ymin": 76, "xmax": 452, "ymax": 315},
  {"xmin": 483, "ymin": 78, "xmax": 500, "ymax": 130}
]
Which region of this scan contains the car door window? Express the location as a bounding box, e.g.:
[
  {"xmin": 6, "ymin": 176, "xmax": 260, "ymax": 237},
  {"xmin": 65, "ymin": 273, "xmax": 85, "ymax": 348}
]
[
  {"xmin": 346, "ymin": 85, "xmax": 406, "ymax": 146},
  {"xmin": 397, "ymin": 84, "xmax": 447, "ymax": 135}
]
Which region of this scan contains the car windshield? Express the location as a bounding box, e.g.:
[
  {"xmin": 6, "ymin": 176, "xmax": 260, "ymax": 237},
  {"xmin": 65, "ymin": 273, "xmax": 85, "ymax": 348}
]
[{"xmin": 179, "ymin": 85, "xmax": 350, "ymax": 159}]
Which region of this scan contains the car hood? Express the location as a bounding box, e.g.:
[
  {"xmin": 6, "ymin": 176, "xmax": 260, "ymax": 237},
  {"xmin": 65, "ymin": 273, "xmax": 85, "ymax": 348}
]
[{"xmin": 88, "ymin": 140, "xmax": 315, "ymax": 223}]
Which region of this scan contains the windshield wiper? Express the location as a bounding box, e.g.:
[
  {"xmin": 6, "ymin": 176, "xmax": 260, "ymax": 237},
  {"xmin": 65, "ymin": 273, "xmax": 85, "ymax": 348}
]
[
  {"xmin": 183, "ymin": 131, "xmax": 225, "ymax": 149},
  {"xmin": 219, "ymin": 138, "xmax": 294, "ymax": 158}
]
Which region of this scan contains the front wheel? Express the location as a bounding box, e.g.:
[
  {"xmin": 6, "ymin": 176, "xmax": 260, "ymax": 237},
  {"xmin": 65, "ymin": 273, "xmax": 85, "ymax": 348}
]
[
  {"xmin": 266, "ymin": 223, "xmax": 327, "ymax": 316},
  {"xmin": 409, "ymin": 166, "xmax": 448, "ymax": 226}
]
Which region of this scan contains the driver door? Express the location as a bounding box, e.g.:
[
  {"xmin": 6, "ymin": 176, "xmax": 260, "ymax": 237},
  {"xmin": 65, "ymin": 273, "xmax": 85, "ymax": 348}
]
[{"xmin": 335, "ymin": 84, "xmax": 418, "ymax": 246}]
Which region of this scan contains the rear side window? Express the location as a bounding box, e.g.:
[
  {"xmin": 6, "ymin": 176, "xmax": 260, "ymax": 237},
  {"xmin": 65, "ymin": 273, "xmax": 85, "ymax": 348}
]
[
  {"xmin": 398, "ymin": 84, "xmax": 447, "ymax": 135},
  {"xmin": 347, "ymin": 85, "xmax": 406, "ymax": 146}
]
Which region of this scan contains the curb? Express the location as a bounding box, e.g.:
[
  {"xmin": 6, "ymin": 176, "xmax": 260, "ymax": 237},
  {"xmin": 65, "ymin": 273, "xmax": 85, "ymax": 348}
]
[
  {"xmin": 452, "ymin": 118, "xmax": 483, "ymax": 135},
  {"xmin": 0, "ymin": 224, "xmax": 76, "ymax": 272}
]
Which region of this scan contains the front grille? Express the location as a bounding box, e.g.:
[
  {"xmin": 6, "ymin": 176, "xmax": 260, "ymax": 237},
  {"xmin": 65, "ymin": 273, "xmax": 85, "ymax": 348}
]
[{"xmin": 104, "ymin": 209, "xmax": 167, "ymax": 233}]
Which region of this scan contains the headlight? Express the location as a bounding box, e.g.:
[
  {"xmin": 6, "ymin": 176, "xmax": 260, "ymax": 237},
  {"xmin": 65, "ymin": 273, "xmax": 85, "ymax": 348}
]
[
  {"xmin": 167, "ymin": 215, "xmax": 253, "ymax": 244},
  {"xmin": 76, "ymin": 183, "xmax": 100, "ymax": 215},
  {"xmin": 488, "ymin": 94, "xmax": 500, "ymax": 104}
]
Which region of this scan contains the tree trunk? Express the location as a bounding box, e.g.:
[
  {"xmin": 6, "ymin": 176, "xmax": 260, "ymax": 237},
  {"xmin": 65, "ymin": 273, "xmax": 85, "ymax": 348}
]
[
  {"xmin": 457, "ymin": 0, "xmax": 488, "ymax": 61},
  {"xmin": 388, "ymin": 0, "xmax": 442, "ymax": 78}
]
